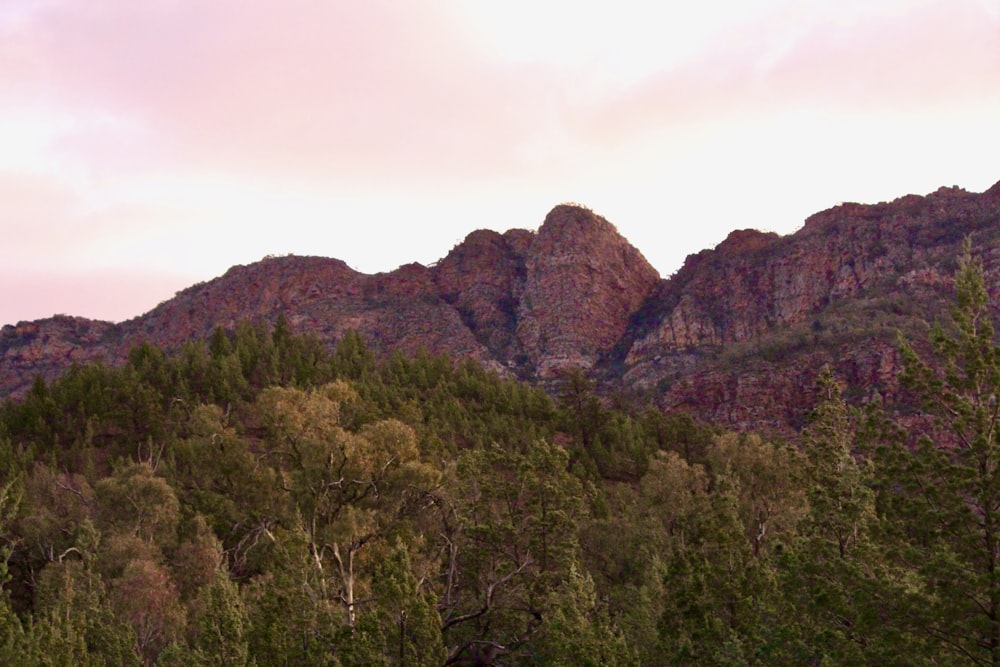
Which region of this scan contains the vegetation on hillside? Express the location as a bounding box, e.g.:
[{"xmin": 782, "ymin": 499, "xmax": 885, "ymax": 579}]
[{"xmin": 0, "ymin": 247, "xmax": 998, "ymax": 665}]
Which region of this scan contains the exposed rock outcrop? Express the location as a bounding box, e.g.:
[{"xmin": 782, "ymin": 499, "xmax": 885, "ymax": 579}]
[
  {"xmin": 623, "ymin": 183, "xmax": 1000, "ymax": 432},
  {"xmin": 1, "ymin": 204, "xmax": 661, "ymax": 395},
  {"xmin": 3, "ymin": 181, "xmax": 1000, "ymax": 436},
  {"xmin": 1, "ymin": 316, "xmax": 117, "ymax": 394},
  {"xmin": 516, "ymin": 205, "xmax": 660, "ymax": 376}
]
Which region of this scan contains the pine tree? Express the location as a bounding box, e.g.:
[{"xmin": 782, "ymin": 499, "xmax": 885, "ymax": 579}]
[{"xmin": 880, "ymin": 240, "xmax": 1000, "ymax": 664}]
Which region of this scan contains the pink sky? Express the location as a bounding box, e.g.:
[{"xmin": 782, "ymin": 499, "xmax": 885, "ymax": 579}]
[{"xmin": 1, "ymin": 0, "xmax": 998, "ymax": 326}]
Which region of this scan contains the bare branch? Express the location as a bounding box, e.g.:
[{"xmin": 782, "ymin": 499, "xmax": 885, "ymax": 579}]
[
  {"xmin": 441, "ymin": 556, "xmax": 533, "ymax": 632},
  {"xmin": 55, "ymin": 477, "xmax": 90, "ymax": 507}
]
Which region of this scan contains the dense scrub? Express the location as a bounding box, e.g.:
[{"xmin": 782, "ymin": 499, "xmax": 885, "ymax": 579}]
[{"xmin": 1, "ymin": 247, "xmax": 999, "ymax": 665}]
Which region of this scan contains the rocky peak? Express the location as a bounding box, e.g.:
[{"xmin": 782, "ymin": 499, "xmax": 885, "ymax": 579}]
[
  {"xmin": 627, "ymin": 183, "xmax": 1000, "ymax": 366},
  {"xmin": 126, "ymin": 255, "xmax": 366, "ymax": 351},
  {"xmin": 4, "ymin": 181, "xmax": 1000, "ymax": 438},
  {"xmin": 517, "ymin": 205, "xmax": 661, "ymax": 376},
  {"xmin": 501, "ymin": 228, "xmax": 535, "ymax": 254},
  {"xmin": 535, "ymin": 204, "xmax": 618, "ymax": 245},
  {"xmin": 986, "ymin": 179, "xmax": 1000, "ymax": 201},
  {"xmin": 0, "ymin": 204, "xmax": 666, "ymax": 398},
  {"xmin": 715, "ymin": 229, "xmax": 779, "ymax": 256},
  {"xmin": 433, "ymin": 230, "xmax": 526, "ymax": 366},
  {"xmin": 431, "ymin": 205, "xmax": 661, "ymax": 378},
  {"xmin": 622, "ymin": 180, "xmax": 1000, "ymax": 433},
  {"xmin": 367, "ymin": 262, "xmax": 436, "ymax": 301}
]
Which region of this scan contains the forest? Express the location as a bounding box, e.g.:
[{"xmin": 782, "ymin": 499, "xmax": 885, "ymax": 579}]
[{"xmin": 1, "ymin": 248, "xmax": 999, "ymax": 666}]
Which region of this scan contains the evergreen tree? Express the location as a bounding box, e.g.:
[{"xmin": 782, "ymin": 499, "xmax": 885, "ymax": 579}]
[
  {"xmin": 189, "ymin": 569, "xmax": 251, "ymax": 667},
  {"xmin": 443, "ymin": 439, "xmax": 587, "ymax": 663},
  {"xmin": 776, "ymin": 367, "xmax": 914, "ymax": 665},
  {"xmin": 364, "ymin": 541, "xmax": 445, "ymax": 667},
  {"xmin": 879, "ymin": 241, "xmax": 1000, "ymax": 664}
]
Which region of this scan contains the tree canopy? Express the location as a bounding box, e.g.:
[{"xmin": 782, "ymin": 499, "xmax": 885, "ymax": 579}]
[{"xmin": 1, "ymin": 250, "xmax": 999, "ymax": 665}]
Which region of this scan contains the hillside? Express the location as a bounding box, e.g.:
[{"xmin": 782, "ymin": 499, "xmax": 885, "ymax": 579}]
[
  {"xmin": 5, "ymin": 180, "xmax": 1000, "ymax": 664},
  {"xmin": 3, "ymin": 180, "xmax": 1000, "ymax": 433}
]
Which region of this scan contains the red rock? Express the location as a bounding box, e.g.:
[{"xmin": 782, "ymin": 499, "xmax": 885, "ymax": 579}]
[{"xmin": 4, "ymin": 180, "xmax": 1000, "ymax": 437}]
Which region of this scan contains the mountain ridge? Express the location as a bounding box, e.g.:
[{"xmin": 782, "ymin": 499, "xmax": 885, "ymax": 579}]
[{"xmin": 4, "ymin": 181, "xmax": 1000, "ymax": 434}]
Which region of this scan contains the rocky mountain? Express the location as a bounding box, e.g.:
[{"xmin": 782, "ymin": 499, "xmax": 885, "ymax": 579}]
[
  {"xmin": 0, "ymin": 204, "xmax": 659, "ymax": 393},
  {"xmin": 3, "ymin": 182, "xmax": 1000, "ymax": 434},
  {"xmin": 625, "ymin": 181, "xmax": 1000, "ymax": 431}
]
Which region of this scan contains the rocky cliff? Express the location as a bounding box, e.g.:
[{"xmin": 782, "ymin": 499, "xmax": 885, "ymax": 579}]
[
  {"xmin": 622, "ymin": 181, "xmax": 1000, "ymax": 431},
  {"xmin": 1, "ymin": 204, "xmax": 659, "ymax": 395},
  {"xmin": 3, "ymin": 182, "xmax": 1000, "ymax": 434}
]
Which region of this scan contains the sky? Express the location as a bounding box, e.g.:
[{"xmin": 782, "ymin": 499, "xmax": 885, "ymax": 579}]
[{"xmin": 1, "ymin": 0, "xmax": 998, "ymax": 326}]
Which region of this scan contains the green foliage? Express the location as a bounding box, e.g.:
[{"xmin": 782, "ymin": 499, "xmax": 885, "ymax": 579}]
[
  {"xmin": 873, "ymin": 241, "xmax": 1000, "ymax": 664},
  {"xmin": 364, "ymin": 541, "xmax": 445, "ymax": 667},
  {"xmin": 33, "ymin": 560, "xmax": 140, "ymax": 666},
  {"xmin": 95, "ymin": 462, "xmax": 180, "ymax": 548},
  {"xmin": 4, "ymin": 301, "xmax": 1000, "ymax": 664},
  {"xmin": 243, "ymin": 527, "xmax": 341, "ymax": 667},
  {"xmin": 532, "ymin": 563, "xmax": 632, "ymax": 666},
  {"xmin": 776, "ymin": 367, "xmax": 905, "ymax": 665},
  {"xmin": 188, "ymin": 569, "xmax": 251, "ymax": 667}
]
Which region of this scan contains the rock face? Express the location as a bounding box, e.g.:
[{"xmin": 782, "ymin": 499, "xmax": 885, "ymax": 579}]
[
  {"xmin": 623, "ymin": 183, "xmax": 1000, "ymax": 432},
  {"xmin": 0, "ymin": 316, "xmax": 117, "ymax": 394},
  {"xmin": 3, "ymin": 182, "xmax": 1000, "ymax": 435},
  {"xmin": 431, "ymin": 206, "xmax": 661, "ymax": 378},
  {"xmin": 433, "ymin": 229, "xmax": 531, "ymax": 371},
  {"xmin": 517, "ymin": 205, "xmax": 660, "ymax": 376},
  {"xmin": 1, "ymin": 204, "xmax": 660, "ymax": 396}
]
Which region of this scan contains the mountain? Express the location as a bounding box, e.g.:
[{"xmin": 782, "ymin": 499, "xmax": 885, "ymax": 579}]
[{"xmin": 4, "ymin": 181, "xmax": 1000, "ymax": 433}]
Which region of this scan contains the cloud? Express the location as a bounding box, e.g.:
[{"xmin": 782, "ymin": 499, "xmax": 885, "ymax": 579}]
[
  {"xmin": 9, "ymin": 0, "xmax": 998, "ymax": 178},
  {"xmin": 9, "ymin": 0, "xmax": 573, "ymax": 184},
  {"xmin": 757, "ymin": 0, "xmax": 1000, "ymax": 107},
  {"xmin": 20, "ymin": 0, "xmax": 993, "ymax": 195},
  {"xmin": 580, "ymin": 0, "xmax": 999, "ymax": 142},
  {"xmin": 0, "ymin": 171, "xmax": 89, "ymax": 264},
  {"xmin": 1, "ymin": 0, "xmax": 998, "ymax": 326}
]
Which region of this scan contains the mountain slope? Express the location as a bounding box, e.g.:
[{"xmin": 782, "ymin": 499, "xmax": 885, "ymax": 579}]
[
  {"xmin": 3, "ymin": 181, "xmax": 1000, "ymax": 434},
  {"xmin": 622, "ymin": 182, "xmax": 1000, "ymax": 431},
  {"xmin": 1, "ymin": 205, "xmax": 660, "ymax": 396}
]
